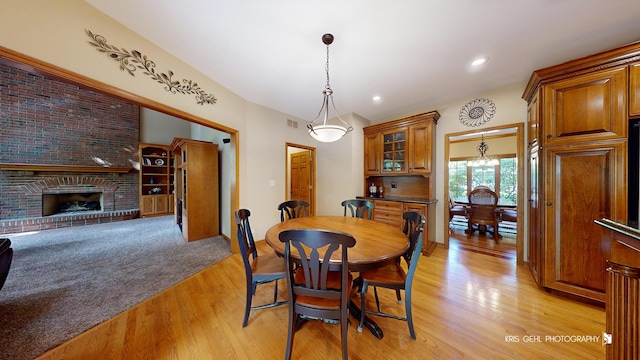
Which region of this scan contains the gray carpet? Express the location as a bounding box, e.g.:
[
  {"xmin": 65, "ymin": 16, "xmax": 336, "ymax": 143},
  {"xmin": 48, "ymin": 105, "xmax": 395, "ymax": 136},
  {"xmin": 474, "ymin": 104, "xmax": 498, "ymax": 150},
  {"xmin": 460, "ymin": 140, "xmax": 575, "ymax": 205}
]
[{"xmin": 0, "ymin": 215, "xmax": 231, "ymax": 360}]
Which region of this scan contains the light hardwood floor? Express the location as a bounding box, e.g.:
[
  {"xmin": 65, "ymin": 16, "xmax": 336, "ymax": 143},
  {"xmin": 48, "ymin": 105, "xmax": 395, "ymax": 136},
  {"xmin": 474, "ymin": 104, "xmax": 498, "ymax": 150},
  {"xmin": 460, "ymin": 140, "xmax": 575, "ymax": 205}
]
[{"xmin": 38, "ymin": 239, "xmax": 605, "ymax": 359}]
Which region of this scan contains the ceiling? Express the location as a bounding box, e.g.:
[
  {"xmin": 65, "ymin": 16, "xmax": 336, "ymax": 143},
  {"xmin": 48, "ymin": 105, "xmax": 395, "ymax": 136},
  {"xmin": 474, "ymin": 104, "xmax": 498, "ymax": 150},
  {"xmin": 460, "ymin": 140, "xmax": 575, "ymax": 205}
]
[{"xmin": 85, "ymin": 0, "xmax": 640, "ymax": 123}]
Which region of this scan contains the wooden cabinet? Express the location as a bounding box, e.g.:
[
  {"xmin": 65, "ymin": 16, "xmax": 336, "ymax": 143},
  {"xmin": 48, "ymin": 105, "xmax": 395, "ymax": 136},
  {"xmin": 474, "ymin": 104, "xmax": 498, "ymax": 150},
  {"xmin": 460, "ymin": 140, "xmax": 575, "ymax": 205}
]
[
  {"xmin": 528, "ymin": 147, "xmax": 541, "ymax": 285},
  {"xmin": 171, "ymin": 138, "xmax": 219, "ymax": 242},
  {"xmin": 407, "ymin": 121, "xmax": 435, "ymax": 175},
  {"xmin": 371, "ymin": 199, "xmax": 437, "ymax": 255},
  {"xmin": 523, "ymin": 43, "xmax": 635, "ymax": 303},
  {"xmin": 372, "ymin": 200, "xmax": 403, "ymax": 227},
  {"xmin": 527, "ymin": 89, "xmax": 540, "ymax": 147},
  {"xmin": 139, "ymin": 143, "xmax": 174, "ymax": 217},
  {"xmin": 542, "ymin": 142, "xmax": 626, "ymax": 301},
  {"xmin": 403, "ymin": 202, "xmax": 437, "ymax": 255},
  {"xmin": 382, "ymin": 129, "xmax": 408, "ymax": 173},
  {"xmin": 596, "ymin": 219, "xmax": 640, "ymax": 360},
  {"xmin": 141, "ymin": 194, "xmax": 169, "ymax": 215},
  {"xmin": 631, "ymin": 62, "xmax": 640, "ymax": 117},
  {"xmin": 543, "ymin": 66, "xmax": 627, "ymax": 145},
  {"xmin": 363, "ymin": 111, "xmax": 440, "ymax": 177},
  {"xmin": 364, "ymin": 132, "xmax": 381, "ymax": 175}
]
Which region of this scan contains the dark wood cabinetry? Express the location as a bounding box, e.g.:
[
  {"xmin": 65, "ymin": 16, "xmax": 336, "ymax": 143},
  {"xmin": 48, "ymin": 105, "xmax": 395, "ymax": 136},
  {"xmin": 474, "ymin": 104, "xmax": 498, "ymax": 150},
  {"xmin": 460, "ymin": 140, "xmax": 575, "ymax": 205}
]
[
  {"xmin": 171, "ymin": 138, "xmax": 219, "ymax": 242},
  {"xmin": 139, "ymin": 143, "xmax": 174, "ymax": 217},
  {"xmin": 523, "ymin": 42, "xmax": 637, "ymax": 302}
]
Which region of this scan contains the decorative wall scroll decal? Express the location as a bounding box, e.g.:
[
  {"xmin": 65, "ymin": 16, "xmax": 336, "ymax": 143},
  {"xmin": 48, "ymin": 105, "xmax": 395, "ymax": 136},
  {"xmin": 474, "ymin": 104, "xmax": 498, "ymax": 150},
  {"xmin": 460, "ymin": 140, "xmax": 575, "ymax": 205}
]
[
  {"xmin": 86, "ymin": 29, "xmax": 217, "ymax": 105},
  {"xmin": 459, "ymin": 98, "xmax": 496, "ymax": 127}
]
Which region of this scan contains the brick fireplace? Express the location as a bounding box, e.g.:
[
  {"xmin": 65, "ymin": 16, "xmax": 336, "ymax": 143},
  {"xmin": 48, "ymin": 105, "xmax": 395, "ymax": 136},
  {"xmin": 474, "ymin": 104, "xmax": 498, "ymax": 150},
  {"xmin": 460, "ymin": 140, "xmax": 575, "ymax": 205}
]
[{"xmin": 0, "ymin": 61, "xmax": 140, "ymax": 234}]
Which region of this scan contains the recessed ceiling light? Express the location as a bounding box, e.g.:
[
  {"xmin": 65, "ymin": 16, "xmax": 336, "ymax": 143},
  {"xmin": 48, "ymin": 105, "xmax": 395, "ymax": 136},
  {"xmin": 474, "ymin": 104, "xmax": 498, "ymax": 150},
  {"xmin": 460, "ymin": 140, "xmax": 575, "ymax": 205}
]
[
  {"xmin": 372, "ymin": 95, "xmax": 383, "ymax": 104},
  {"xmin": 471, "ymin": 58, "xmax": 487, "ymax": 67}
]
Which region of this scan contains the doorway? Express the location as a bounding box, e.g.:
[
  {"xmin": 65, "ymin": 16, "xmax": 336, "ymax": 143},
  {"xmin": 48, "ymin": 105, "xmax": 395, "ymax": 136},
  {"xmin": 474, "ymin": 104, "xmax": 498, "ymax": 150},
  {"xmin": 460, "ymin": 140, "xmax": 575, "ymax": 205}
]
[
  {"xmin": 286, "ymin": 143, "xmax": 316, "ymax": 215},
  {"xmin": 444, "ymin": 123, "xmax": 525, "ymax": 265}
]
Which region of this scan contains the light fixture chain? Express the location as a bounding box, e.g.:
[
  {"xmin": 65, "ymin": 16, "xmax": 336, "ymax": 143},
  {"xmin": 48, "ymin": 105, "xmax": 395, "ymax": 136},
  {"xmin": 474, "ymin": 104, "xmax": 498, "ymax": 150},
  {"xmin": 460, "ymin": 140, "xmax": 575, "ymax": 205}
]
[{"xmin": 325, "ymin": 45, "xmax": 331, "ymax": 89}]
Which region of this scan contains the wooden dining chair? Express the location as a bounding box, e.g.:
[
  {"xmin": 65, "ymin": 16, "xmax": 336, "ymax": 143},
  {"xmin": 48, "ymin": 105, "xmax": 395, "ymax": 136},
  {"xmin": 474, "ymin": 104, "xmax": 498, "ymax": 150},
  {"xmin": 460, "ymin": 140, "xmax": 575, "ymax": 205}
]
[
  {"xmin": 278, "ymin": 229, "xmax": 356, "ymax": 360},
  {"xmin": 235, "ymin": 209, "xmax": 287, "ymax": 327},
  {"xmin": 277, "ymin": 200, "xmax": 310, "ymax": 222},
  {"xmin": 341, "ymin": 199, "xmax": 374, "ymax": 220},
  {"xmin": 357, "ymin": 211, "xmax": 424, "ymax": 339},
  {"xmin": 467, "ymin": 187, "xmax": 501, "ymax": 241}
]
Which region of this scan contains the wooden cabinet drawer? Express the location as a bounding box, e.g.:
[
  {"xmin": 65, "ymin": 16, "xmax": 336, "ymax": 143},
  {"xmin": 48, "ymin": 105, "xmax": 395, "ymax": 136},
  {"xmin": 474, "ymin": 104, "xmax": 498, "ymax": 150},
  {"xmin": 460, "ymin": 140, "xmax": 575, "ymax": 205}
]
[
  {"xmin": 372, "ymin": 200, "xmax": 403, "ymax": 228},
  {"xmin": 373, "ymin": 200, "xmax": 403, "ymax": 212},
  {"xmin": 372, "ymin": 209, "xmax": 402, "ymax": 226}
]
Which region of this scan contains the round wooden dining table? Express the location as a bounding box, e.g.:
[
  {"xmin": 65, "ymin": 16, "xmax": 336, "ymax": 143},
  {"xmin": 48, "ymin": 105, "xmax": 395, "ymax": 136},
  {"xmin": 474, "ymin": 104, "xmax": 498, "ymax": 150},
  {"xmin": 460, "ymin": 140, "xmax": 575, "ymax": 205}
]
[
  {"xmin": 265, "ymin": 215, "xmax": 409, "ymax": 340},
  {"xmin": 264, "ymin": 216, "xmax": 409, "ymax": 272}
]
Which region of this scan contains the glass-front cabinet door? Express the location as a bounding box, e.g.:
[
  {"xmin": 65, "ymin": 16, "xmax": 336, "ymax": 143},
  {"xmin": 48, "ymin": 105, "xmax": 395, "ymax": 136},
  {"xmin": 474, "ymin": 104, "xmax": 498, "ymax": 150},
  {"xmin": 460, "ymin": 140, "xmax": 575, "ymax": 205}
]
[{"xmin": 382, "ymin": 129, "xmax": 407, "ymax": 173}]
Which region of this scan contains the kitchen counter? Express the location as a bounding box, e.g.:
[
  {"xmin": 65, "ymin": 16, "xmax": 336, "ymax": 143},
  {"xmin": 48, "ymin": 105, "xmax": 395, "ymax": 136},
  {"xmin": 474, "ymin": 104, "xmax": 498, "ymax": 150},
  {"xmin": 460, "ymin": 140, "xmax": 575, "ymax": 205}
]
[
  {"xmin": 356, "ymin": 196, "xmax": 438, "ymax": 205},
  {"xmin": 594, "ymin": 218, "xmax": 640, "ymax": 240},
  {"xmin": 594, "ymin": 218, "xmax": 640, "ymax": 359}
]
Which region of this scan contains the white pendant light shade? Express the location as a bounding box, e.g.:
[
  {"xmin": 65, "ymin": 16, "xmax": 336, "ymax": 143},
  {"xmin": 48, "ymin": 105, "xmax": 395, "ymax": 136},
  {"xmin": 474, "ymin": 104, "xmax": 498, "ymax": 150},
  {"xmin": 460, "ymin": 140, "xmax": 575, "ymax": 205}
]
[
  {"xmin": 308, "ymin": 124, "xmax": 350, "ymax": 142},
  {"xmin": 307, "ymin": 33, "xmax": 352, "ymax": 143}
]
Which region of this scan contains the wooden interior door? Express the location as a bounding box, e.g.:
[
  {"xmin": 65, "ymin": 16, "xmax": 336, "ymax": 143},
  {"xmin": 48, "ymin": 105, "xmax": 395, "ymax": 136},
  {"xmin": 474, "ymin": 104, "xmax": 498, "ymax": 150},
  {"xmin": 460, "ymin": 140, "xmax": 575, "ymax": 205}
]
[{"xmin": 290, "ymin": 150, "xmax": 312, "ymax": 214}]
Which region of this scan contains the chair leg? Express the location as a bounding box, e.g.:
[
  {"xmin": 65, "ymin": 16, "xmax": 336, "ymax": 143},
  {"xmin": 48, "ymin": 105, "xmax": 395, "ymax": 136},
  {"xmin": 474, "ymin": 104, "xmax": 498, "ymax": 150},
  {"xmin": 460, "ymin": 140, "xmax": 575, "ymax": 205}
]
[
  {"xmin": 284, "ymin": 311, "xmax": 297, "ymax": 360},
  {"xmin": 242, "ymin": 280, "xmax": 255, "ymax": 327},
  {"xmin": 405, "ymin": 287, "xmax": 416, "ymax": 339},
  {"xmin": 272, "ymin": 279, "xmax": 279, "ymax": 303},
  {"xmin": 395, "ymin": 289, "xmax": 402, "ymax": 303},
  {"xmin": 341, "ymin": 307, "xmax": 349, "ymax": 360},
  {"xmin": 373, "ymin": 286, "xmax": 381, "ymax": 313},
  {"xmin": 357, "ymin": 281, "xmax": 368, "ymax": 333}
]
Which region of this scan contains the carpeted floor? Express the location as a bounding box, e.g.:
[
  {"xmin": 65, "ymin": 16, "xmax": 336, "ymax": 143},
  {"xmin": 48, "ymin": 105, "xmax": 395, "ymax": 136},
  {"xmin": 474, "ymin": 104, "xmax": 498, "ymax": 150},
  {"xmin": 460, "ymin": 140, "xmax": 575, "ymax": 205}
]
[{"xmin": 0, "ymin": 215, "xmax": 231, "ymax": 360}]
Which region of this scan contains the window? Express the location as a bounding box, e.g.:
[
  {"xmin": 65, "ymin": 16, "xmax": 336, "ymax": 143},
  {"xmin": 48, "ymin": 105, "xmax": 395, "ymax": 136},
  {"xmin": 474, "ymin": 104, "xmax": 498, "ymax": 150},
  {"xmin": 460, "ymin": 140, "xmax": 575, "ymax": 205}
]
[{"xmin": 449, "ymin": 157, "xmax": 517, "ymax": 205}]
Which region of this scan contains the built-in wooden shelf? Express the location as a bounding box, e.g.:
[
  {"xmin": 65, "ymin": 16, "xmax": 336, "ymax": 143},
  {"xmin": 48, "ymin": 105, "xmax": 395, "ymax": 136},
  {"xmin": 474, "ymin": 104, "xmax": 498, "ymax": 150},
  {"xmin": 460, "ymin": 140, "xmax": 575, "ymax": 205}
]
[{"xmin": 0, "ymin": 163, "xmax": 132, "ymax": 173}]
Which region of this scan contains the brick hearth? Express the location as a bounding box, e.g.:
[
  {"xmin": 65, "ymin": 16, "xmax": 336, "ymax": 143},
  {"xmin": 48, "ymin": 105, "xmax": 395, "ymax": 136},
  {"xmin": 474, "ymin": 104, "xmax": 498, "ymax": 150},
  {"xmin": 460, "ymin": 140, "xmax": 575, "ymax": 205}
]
[{"xmin": 0, "ymin": 210, "xmax": 139, "ymax": 235}]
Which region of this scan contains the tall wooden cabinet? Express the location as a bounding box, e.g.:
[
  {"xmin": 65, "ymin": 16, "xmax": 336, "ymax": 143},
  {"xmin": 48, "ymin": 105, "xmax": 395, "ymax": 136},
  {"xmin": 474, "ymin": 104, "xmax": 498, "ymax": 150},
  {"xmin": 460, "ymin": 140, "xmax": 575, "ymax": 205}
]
[
  {"xmin": 170, "ymin": 138, "xmax": 219, "ymax": 242},
  {"xmin": 363, "ymin": 111, "xmax": 440, "ymax": 255},
  {"xmin": 522, "ymin": 42, "xmax": 639, "ymax": 302},
  {"xmin": 139, "ymin": 143, "xmax": 174, "ymax": 217}
]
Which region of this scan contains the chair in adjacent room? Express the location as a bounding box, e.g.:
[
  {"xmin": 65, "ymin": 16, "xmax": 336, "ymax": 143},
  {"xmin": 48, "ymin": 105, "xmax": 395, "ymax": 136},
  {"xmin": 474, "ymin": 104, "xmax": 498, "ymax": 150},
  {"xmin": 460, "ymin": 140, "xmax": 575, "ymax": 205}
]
[
  {"xmin": 278, "ymin": 229, "xmax": 356, "ymax": 360},
  {"xmin": 0, "ymin": 238, "xmax": 13, "ymax": 295},
  {"xmin": 277, "ymin": 200, "xmax": 310, "ymax": 222},
  {"xmin": 466, "ymin": 186, "xmax": 501, "ymax": 241},
  {"xmin": 235, "ymin": 209, "xmax": 287, "ymax": 327},
  {"xmin": 448, "ymin": 196, "xmax": 468, "ymax": 230},
  {"xmin": 357, "ymin": 211, "xmax": 424, "ymax": 339},
  {"xmin": 341, "ymin": 199, "xmax": 374, "ymax": 219}
]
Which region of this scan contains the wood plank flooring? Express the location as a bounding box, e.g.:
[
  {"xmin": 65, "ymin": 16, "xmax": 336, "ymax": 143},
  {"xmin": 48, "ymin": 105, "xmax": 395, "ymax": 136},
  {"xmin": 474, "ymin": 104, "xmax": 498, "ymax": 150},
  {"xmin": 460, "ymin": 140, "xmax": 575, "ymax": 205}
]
[{"xmin": 37, "ymin": 239, "xmax": 605, "ymax": 360}]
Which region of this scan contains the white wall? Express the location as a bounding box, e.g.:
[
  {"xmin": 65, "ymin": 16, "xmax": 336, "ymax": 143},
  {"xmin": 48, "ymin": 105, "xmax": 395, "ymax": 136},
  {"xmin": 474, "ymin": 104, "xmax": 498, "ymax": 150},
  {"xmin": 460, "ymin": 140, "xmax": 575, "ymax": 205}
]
[{"xmin": 140, "ymin": 108, "xmax": 191, "ymax": 145}]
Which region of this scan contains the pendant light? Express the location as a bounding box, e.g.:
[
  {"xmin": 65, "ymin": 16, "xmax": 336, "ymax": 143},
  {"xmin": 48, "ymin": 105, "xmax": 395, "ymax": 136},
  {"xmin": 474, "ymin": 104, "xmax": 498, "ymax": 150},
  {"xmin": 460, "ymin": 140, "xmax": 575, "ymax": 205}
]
[
  {"xmin": 467, "ymin": 134, "xmax": 499, "ymax": 166},
  {"xmin": 307, "ymin": 33, "xmax": 353, "ymax": 143}
]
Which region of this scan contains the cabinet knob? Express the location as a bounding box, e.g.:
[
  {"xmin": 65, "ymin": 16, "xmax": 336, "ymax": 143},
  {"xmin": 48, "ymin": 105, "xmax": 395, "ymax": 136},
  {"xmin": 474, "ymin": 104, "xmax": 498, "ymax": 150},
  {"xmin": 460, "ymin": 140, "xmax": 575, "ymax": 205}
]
[
  {"xmin": 546, "ymin": 134, "xmax": 552, "ymax": 139},
  {"xmin": 546, "ymin": 202, "xmax": 552, "ymax": 206}
]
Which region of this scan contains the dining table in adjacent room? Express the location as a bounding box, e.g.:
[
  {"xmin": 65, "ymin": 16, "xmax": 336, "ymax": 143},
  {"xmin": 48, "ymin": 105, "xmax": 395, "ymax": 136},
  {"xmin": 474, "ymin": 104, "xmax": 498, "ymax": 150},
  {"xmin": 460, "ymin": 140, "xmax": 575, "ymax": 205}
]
[{"xmin": 265, "ymin": 215, "xmax": 410, "ymax": 339}]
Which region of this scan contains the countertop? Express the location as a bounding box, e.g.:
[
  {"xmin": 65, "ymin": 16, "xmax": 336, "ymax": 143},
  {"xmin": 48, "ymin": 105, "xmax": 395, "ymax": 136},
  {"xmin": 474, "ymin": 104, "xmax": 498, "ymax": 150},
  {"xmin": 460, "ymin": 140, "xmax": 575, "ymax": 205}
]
[
  {"xmin": 594, "ymin": 218, "xmax": 640, "ymax": 240},
  {"xmin": 356, "ymin": 196, "xmax": 438, "ymax": 205}
]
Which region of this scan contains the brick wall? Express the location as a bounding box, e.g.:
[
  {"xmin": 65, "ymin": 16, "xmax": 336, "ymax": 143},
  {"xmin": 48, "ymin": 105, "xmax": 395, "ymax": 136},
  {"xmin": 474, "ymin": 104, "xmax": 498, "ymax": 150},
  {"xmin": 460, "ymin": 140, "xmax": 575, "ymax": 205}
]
[{"xmin": 0, "ymin": 62, "xmax": 140, "ymax": 229}]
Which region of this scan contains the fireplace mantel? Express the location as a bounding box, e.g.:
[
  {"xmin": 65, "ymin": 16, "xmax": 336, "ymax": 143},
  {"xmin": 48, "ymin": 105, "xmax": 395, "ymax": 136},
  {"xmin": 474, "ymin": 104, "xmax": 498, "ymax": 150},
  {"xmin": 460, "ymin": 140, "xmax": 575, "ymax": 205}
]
[{"xmin": 0, "ymin": 163, "xmax": 132, "ymax": 173}]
